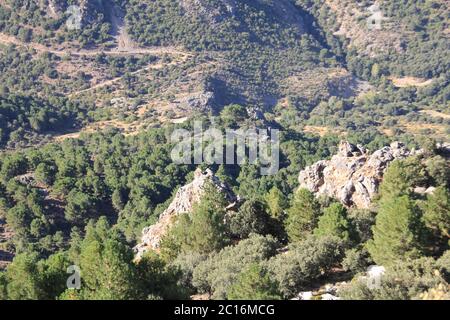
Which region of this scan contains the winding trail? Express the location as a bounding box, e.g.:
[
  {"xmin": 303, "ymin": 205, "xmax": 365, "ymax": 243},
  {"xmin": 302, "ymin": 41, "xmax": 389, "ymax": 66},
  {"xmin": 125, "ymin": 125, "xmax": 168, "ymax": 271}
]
[
  {"xmin": 0, "ymin": 4, "xmax": 193, "ymax": 97},
  {"xmin": 68, "ymin": 54, "xmax": 189, "ymax": 97},
  {"xmin": 0, "ymin": 32, "xmax": 189, "ymax": 57}
]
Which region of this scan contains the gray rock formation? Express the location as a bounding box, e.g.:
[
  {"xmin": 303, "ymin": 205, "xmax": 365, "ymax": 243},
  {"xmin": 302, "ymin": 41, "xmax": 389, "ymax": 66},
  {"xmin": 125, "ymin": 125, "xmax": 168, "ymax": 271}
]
[
  {"xmin": 178, "ymin": 91, "xmax": 215, "ymax": 112},
  {"xmin": 298, "ymin": 141, "xmax": 412, "ymax": 208},
  {"xmin": 134, "ymin": 168, "xmax": 237, "ymax": 259}
]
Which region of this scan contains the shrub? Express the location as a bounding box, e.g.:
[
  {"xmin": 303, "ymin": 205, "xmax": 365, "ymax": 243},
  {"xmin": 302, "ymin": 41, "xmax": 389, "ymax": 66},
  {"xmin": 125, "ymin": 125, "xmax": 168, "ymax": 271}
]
[
  {"xmin": 170, "ymin": 252, "xmax": 208, "ymax": 293},
  {"xmin": 229, "ymin": 198, "xmax": 274, "ymax": 239},
  {"xmin": 227, "ymin": 264, "xmax": 282, "ymax": 300},
  {"xmin": 423, "ymin": 187, "xmax": 450, "ymax": 243},
  {"xmin": 347, "ymin": 209, "xmax": 376, "ymax": 243},
  {"xmin": 436, "ymin": 250, "xmax": 450, "ymax": 282},
  {"xmin": 192, "ymin": 234, "xmax": 279, "ymax": 299},
  {"xmin": 266, "ymin": 235, "xmax": 344, "ymax": 298},
  {"xmin": 342, "ymin": 247, "xmax": 372, "ymax": 274},
  {"xmin": 339, "ymin": 258, "xmax": 447, "ymax": 300}
]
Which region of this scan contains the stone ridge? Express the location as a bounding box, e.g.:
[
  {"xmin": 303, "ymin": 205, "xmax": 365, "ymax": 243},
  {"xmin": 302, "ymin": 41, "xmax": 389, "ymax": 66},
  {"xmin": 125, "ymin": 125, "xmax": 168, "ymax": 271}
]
[
  {"xmin": 298, "ymin": 141, "xmax": 412, "ymax": 208},
  {"xmin": 134, "ymin": 168, "xmax": 237, "ymax": 258}
]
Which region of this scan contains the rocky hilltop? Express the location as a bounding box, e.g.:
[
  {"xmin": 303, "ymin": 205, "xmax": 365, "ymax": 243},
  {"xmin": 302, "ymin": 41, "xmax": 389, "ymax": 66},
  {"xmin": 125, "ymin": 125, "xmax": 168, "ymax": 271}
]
[
  {"xmin": 134, "ymin": 168, "xmax": 237, "ymax": 258},
  {"xmin": 298, "ymin": 141, "xmax": 412, "ymax": 208}
]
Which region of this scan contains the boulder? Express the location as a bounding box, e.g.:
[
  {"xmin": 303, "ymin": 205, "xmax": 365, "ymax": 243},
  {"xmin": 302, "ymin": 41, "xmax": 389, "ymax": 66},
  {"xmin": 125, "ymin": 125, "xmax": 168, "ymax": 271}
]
[
  {"xmin": 298, "ymin": 141, "xmax": 411, "ymax": 208},
  {"xmin": 134, "ymin": 168, "xmax": 237, "ymax": 258}
]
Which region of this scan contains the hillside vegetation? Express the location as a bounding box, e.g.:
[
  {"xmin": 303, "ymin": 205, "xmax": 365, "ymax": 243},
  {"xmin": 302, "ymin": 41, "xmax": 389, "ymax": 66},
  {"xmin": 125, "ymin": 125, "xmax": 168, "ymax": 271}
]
[{"xmin": 0, "ymin": 0, "xmax": 448, "ymax": 301}]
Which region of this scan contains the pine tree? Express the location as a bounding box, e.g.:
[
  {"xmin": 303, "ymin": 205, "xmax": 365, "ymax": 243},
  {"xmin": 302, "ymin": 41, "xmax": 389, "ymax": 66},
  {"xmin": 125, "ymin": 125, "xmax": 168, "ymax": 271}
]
[
  {"xmin": 161, "ymin": 182, "xmax": 230, "ymax": 258},
  {"xmin": 3, "ymin": 253, "xmax": 43, "ymax": 300},
  {"xmin": 76, "ymin": 219, "xmax": 140, "ymax": 300},
  {"xmin": 227, "ymin": 264, "xmax": 282, "ymax": 300},
  {"xmin": 423, "ymin": 187, "xmax": 450, "ymax": 240},
  {"xmin": 314, "ymin": 203, "xmax": 352, "ymax": 243},
  {"xmin": 367, "ymin": 196, "xmax": 426, "ymax": 265},
  {"xmin": 379, "ymin": 158, "xmax": 427, "ymax": 201},
  {"xmin": 285, "ymin": 188, "xmax": 321, "ymax": 242},
  {"xmin": 230, "ymin": 198, "xmax": 273, "ymax": 239},
  {"xmin": 265, "ymin": 186, "xmax": 288, "ymax": 220}
]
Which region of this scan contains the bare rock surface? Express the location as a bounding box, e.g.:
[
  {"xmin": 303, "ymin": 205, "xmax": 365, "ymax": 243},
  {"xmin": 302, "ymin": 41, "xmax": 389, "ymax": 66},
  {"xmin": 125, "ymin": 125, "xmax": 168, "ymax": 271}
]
[
  {"xmin": 298, "ymin": 141, "xmax": 412, "ymax": 208},
  {"xmin": 134, "ymin": 168, "xmax": 236, "ymax": 258}
]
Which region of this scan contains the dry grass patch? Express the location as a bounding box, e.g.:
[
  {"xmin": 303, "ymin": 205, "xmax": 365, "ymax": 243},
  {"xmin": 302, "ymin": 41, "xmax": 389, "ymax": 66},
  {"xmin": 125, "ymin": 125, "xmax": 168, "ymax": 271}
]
[{"xmin": 389, "ymin": 76, "xmax": 434, "ymax": 88}]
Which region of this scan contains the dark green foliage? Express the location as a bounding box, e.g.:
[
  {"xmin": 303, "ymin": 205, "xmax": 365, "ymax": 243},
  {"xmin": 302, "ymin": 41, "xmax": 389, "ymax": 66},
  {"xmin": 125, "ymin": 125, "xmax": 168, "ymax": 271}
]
[
  {"xmin": 266, "ymin": 235, "xmax": 344, "ymax": 298},
  {"xmin": 314, "ymin": 203, "xmax": 354, "ymax": 243},
  {"xmin": 192, "ymin": 234, "xmax": 279, "ymax": 300},
  {"xmin": 0, "ymin": 0, "xmax": 448, "ymax": 301},
  {"xmin": 170, "ymin": 252, "xmax": 208, "ymax": 294},
  {"xmin": 3, "ymin": 252, "xmax": 46, "ymax": 300},
  {"xmin": 136, "ymin": 251, "xmax": 189, "ymax": 300},
  {"xmin": 425, "ymin": 156, "xmax": 450, "ymax": 187},
  {"xmin": 0, "ymin": 94, "xmax": 88, "ymax": 148},
  {"xmin": 0, "ymin": 271, "xmax": 6, "ymax": 300},
  {"xmin": 285, "ymin": 188, "xmax": 321, "ymax": 242},
  {"xmin": 368, "ymin": 196, "xmax": 426, "ymax": 265},
  {"xmin": 160, "ymin": 182, "xmax": 230, "ymax": 260},
  {"xmin": 227, "ymin": 263, "xmax": 282, "ymax": 300},
  {"xmin": 64, "ymin": 218, "xmax": 186, "ymax": 300},
  {"xmin": 379, "ymin": 158, "xmax": 428, "ymax": 201},
  {"xmin": 229, "ymin": 198, "xmax": 275, "ymax": 240},
  {"xmin": 264, "ymin": 186, "xmax": 288, "ymax": 220},
  {"xmin": 423, "ymin": 187, "xmax": 450, "ymax": 245},
  {"xmin": 342, "ymin": 247, "xmax": 372, "ymax": 275},
  {"xmin": 437, "ymin": 250, "xmax": 450, "ymax": 282},
  {"xmin": 340, "ymin": 258, "xmax": 447, "ymax": 300},
  {"xmin": 220, "ymin": 104, "xmax": 249, "ymax": 129},
  {"xmin": 347, "ymin": 209, "xmax": 377, "ymax": 243},
  {"xmin": 2, "ymin": 251, "xmax": 71, "ymax": 300}
]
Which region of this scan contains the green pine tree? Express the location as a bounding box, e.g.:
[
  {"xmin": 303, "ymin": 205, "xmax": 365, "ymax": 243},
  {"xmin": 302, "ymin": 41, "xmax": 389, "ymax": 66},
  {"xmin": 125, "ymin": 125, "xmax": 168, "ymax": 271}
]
[
  {"xmin": 379, "ymin": 158, "xmax": 427, "ymax": 201},
  {"xmin": 423, "ymin": 187, "xmax": 450, "ymax": 241},
  {"xmin": 367, "ymin": 195, "xmax": 426, "ymax": 265},
  {"xmin": 227, "ymin": 264, "xmax": 282, "ymax": 300},
  {"xmin": 75, "ymin": 218, "xmax": 141, "ymax": 300},
  {"xmin": 285, "ymin": 188, "xmax": 321, "ymax": 242},
  {"xmin": 161, "ymin": 181, "xmax": 230, "ymax": 259},
  {"xmin": 314, "ymin": 203, "xmax": 352, "ymax": 242},
  {"xmin": 264, "ymin": 186, "xmax": 288, "ymax": 220}
]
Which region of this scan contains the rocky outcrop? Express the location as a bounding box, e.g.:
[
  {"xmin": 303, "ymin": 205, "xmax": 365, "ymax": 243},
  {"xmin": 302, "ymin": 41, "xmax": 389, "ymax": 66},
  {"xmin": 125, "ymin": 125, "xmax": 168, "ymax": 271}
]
[
  {"xmin": 134, "ymin": 168, "xmax": 237, "ymax": 259},
  {"xmin": 298, "ymin": 141, "xmax": 412, "ymax": 208},
  {"xmin": 177, "ymin": 91, "xmax": 215, "ymax": 112}
]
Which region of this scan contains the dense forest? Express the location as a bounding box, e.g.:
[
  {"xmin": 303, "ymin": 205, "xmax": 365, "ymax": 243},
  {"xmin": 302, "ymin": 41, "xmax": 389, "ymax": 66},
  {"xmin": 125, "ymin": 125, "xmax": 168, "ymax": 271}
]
[
  {"xmin": 0, "ymin": 0, "xmax": 448, "ymax": 301},
  {"xmin": 0, "ymin": 114, "xmax": 448, "ymax": 300}
]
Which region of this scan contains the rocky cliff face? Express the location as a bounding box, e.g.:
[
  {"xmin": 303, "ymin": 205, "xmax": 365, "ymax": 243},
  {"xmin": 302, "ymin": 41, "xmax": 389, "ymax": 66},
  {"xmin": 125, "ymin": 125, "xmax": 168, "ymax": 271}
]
[
  {"xmin": 134, "ymin": 168, "xmax": 237, "ymax": 258},
  {"xmin": 298, "ymin": 141, "xmax": 412, "ymax": 208}
]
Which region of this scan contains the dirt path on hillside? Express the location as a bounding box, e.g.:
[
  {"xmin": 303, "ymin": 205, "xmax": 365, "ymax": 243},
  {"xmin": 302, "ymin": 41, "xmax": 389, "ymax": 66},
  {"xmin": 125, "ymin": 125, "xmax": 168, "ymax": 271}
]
[
  {"xmin": 68, "ymin": 56, "xmax": 188, "ymax": 97},
  {"xmin": 0, "ymin": 32, "xmax": 189, "ymax": 57}
]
